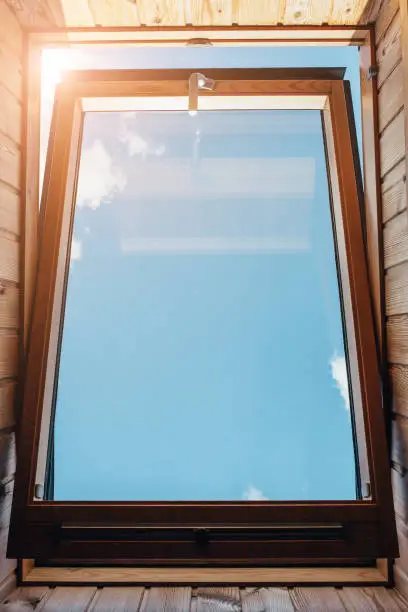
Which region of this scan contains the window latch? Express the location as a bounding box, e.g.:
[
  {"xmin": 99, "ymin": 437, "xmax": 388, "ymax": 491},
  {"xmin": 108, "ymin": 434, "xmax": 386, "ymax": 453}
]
[{"xmin": 188, "ymin": 72, "xmax": 216, "ymax": 116}]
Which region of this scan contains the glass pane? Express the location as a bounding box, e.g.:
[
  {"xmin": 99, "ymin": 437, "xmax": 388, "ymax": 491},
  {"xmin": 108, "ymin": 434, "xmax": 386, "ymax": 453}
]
[{"xmin": 49, "ymin": 109, "xmax": 358, "ymax": 501}]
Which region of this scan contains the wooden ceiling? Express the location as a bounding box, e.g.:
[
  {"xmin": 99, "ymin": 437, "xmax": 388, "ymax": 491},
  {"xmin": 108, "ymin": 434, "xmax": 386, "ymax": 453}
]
[{"xmin": 10, "ymin": 0, "xmax": 376, "ymax": 29}]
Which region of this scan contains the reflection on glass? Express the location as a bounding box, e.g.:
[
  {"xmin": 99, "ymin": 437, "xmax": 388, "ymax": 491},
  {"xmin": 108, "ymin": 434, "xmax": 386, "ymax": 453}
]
[{"xmin": 51, "ymin": 110, "xmax": 357, "ymax": 501}]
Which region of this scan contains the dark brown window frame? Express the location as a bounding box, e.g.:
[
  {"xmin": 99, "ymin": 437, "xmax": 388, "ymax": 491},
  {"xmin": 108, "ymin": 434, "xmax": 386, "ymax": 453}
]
[{"xmin": 9, "ymin": 67, "xmax": 397, "ymax": 567}]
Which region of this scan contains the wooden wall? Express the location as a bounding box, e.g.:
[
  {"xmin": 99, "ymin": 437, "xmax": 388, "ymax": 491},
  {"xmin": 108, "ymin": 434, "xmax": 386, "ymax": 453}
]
[
  {"xmin": 375, "ymin": 0, "xmax": 408, "ymax": 598},
  {"xmin": 0, "ymin": 0, "xmax": 23, "ymax": 600}
]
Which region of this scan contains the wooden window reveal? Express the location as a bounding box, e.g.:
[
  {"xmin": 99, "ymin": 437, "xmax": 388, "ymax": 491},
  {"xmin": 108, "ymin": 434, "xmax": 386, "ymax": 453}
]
[{"xmin": 9, "ymin": 68, "xmax": 397, "ymax": 565}]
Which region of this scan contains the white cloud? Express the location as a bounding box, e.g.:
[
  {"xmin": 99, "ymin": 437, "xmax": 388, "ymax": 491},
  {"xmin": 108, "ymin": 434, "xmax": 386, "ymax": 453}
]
[
  {"xmin": 242, "ymin": 485, "xmax": 268, "ymax": 501},
  {"xmin": 330, "ymin": 352, "xmax": 350, "ymax": 412},
  {"xmin": 71, "ymin": 238, "xmax": 82, "ymax": 261},
  {"xmin": 77, "ymin": 139, "xmax": 126, "ymax": 210},
  {"xmin": 120, "ymin": 130, "xmax": 148, "ymax": 157}
]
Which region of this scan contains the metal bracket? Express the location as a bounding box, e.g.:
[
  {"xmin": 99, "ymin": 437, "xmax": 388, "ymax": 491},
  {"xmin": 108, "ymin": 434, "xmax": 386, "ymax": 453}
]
[
  {"xmin": 367, "ymin": 65, "xmax": 378, "ymax": 81},
  {"xmin": 188, "ymin": 72, "xmax": 216, "ymax": 116}
]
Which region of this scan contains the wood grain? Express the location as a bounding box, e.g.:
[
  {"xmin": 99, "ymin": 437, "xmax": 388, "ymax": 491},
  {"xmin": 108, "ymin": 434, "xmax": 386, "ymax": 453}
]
[
  {"xmin": 384, "ymin": 209, "xmax": 408, "ymax": 268},
  {"xmin": 382, "ymin": 161, "xmax": 406, "ymax": 222},
  {"xmin": 394, "ymin": 565, "xmax": 408, "ymax": 607},
  {"xmin": 379, "ymin": 108, "xmax": 405, "ymax": 177},
  {"xmin": 283, "ymin": 0, "xmax": 331, "ymax": 25},
  {"xmin": 88, "ymin": 0, "xmax": 141, "ymax": 26},
  {"xmin": 242, "ymin": 587, "xmax": 294, "ymax": 611},
  {"xmin": 392, "ymin": 414, "xmax": 408, "ymax": 470},
  {"xmin": 386, "ymin": 262, "xmax": 408, "ymax": 316},
  {"xmin": 0, "ymin": 285, "xmax": 19, "ymax": 330},
  {"xmin": 378, "ymin": 60, "xmax": 404, "ymax": 132},
  {"xmin": 399, "ymin": 0, "xmax": 408, "ymax": 227},
  {"xmin": 0, "ymin": 335, "xmax": 17, "ymax": 379},
  {"xmin": 0, "ymin": 132, "xmax": 20, "ymax": 192},
  {"xmin": 196, "ymin": 588, "xmax": 240, "ymax": 611},
  {"xmin": 0, "ymin": 237, "xmax": 18, "ymax": 284},
  {"xmin": 90, "ymin": 587, "xmax": 145, "ymax": 610},
  {"xmin": 376, "ymin": 11, "xmax": 402, "ymax": 87},
  {"xmin": 0, "ymin": 46, "xmax": 22, "ymax": 101},
  {"xmin": 0, "ymin": 85, "xmax": 21, "ymax": 146},
  {"xmin": 0, "ymin": 3, "xmax": 23, "ymax": 57},
  {"xmin": 191, "ymin": 0, "xmax": 233, "ymax": 25},
  {"xmin": 140, "ymin": 587, "xmax": 191, "ymax": 612},
  {"xmin": 290, "ymin": 587, "xmax": 346, "ymax": 610},
  {"xmin": 137, "ymin": 0, "xmax": 184, "ymax": 26},
  {"xmin": 0, "ymin": 184, "xmax": 20, "ymax": 236},
  {"xmin": 375, "ymin": 0, "xmax": 400, "ymax": 43},
  {"xmin": 41, "ymin": 587, "xmax": 97, "ymax": 611},
  {"xmin": 3, "ymin": 586, "xmax": 50, "ymax": 608},
  {"xmin": 339, "ymin": 586, "xmax": 406, "ymax": 611},
  {"xmin": 0, "ymin": 382, "xmax": 15, "ymax": 430},
  {"xmin": 234, "ymin": 0, "xmax": 281, "ymax": 25},
  {"xmin": 330, "ymin": 0, "xmax": 366, "ymax": 25},
  {"xmin": 387, "ymin": 315, "xmax": 408, "ymax": 364},
  {"xmin": 390, "ymin": 364, "xmax": 408, "ymax": 417}
]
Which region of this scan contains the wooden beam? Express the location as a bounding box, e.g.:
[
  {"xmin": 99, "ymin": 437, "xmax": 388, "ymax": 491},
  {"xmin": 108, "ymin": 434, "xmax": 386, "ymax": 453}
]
[{"xmin": 399, "ymin": 0, "xmax": 408, "ymax": 214}]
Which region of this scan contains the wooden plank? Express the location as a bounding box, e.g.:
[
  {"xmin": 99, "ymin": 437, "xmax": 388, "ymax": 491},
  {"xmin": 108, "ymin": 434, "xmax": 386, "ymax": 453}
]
[
  {"xmin": 283, "ymin": 0, "xmax": 331, "ymax": 25},
  {"xmin": 0, "ymin": 572, "xmax": 16, "ymax": 602},
  {"xmin": 0, "ymin": 382, "xmax": 15, "ymax": 430},
  {"xmin": 384, "ymin": 210, "xmax": 408, "ymax": 269},
  {"xmin": 88, "ymin": 0, "xmax": 141, "ymax": 26},
  {"xmin": 52, "ymin": 0, "xmax": 95, "ymax": 26},
  {"xmin": 339, "ymin": 586, "xmax": 406, "ymax": 610},
  {"xmin": 0, "ymin": 184, "xmax": 20, "ymax": 236},
  {"xmin": 388, "ymin": 315, "xmax": 408, "ymax": 364},
  {"xmin": 0, "ymin": 335, "xmax": 17, "ymax": 379},
  {"xmin": 382, "ymin": 161, "xmax": 406, "ymax": 222},
  {"xmin": 0, "ymin": 477, "xmax": 15, "ymax": 584},
  {"xmin": 0, "ymin": 3, "xmax": 23, "ymax": 57},
  {"xmin": 136, "ymin": 0, "xmax": 184, "ymax": 26},
  {"xmin": 3, "ymin": 586, "xmax": 50, "ymax": 608},
  {"xmin": 0, "ymin": 285, "xmax": 19, "ymax": 330},
  {"xmin": 241, "ymin": 587, "xmax": 294, "ymax": 611},
  {"xmin": 386, "ymin": 263, "xmax": 408, "ymax": 316},
  {"xmin": 290, "ymin": 587, "xmax": 346, "ymax": 610},
  {"xmin": 396, "ymin": 517, "xmax": 408, "ymax": 577},
  {"xmin": 140, "ymin": 587, "xmax": 191, "ymax": 611},
  {"xmin": 196, "ymin": 588, "xmax": 240, "ymax": 611},
  {"xmin": 376, "ymin": 12, "xmax": 402, "ymax": 87},
  {"xmin": 190, "ymin": 0, "xmax": 233, "ymax": 25},
  {"xmin": 90, "ymin": 587, "xmax": 145, "ymax": 610},
  {"xmin": 0, "ymin": 86, "xmax": 21, "ymax": 147},
  {"xmin": 0, "ymin": 132, "xmax": 20, "ymax": 192},
  {"xmin": 41, "ymin": 587, "xmax": 97, "ymax": 611},
  {"xmin": 378, "ymin": 60, "xmax": 404, "ymax": 132},
  {"xmin": 375, "ymin": 0, "xmax": 400, "ymax": 42},
  {"xmin": 399, "ymin": 0, "xmax": 408, "ymax": 224},
  {"xmin": 0, "ymin": 433, "xmax": 15, "ymax": 480},
  {"xmin": 329, "ymin": 0, "xmax": 366, "ymax": 25},
  {"xmin": 0, "ymin": 237, "xmax": 18, "ymax": 284},
  {"xmin": 234, "ymin": 0, "xmax": 281, "ymax": 25},
  {"xmin": 380, "ymin": 108, "xmax": 405, "ymax": 177},
  {"xmin": 0, "ymin": 45, "xmax": 22, "ymax": 101},
  {"xmin": 394, "ymin": 565, "xmax": 408, "ymax": 607},
  {"xmin": 24, "ymin": 565, "xmax": 390, "ymax": 585},
  {"xmin": 392, "ymin": 414, "xmax": 408, "ymax": 469},
  {"xmin": 390, "ymin": 364, "xmax": 408, "ymax": 417}
]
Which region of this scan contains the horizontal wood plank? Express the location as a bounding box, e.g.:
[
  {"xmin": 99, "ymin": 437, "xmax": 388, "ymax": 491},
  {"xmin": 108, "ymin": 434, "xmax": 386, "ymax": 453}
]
[
  {"xmin": 0, "ymin": 382, "xmax": 15, "ymax": 430},
  {"xmin": 378, "ymin": 60, "xmax": 404, "ymax": 132},
  {"xmin": 377, "ymin": 11, "xmax": 402, "ymax": 87},
  {"xmin": 0, "ymin": 237, "xmax": 18, "ymax": 284},
  {"xmin": 0, "ymin": 334, "xmax": 18, "ymax": 379},
  {"xmin": 0, "ymin": 3, "xmax": 23, "ymax": 57},
  {"xmin": 0, "ymin": 132, "xmax": 20, "ymax": 191},
  {"xmin": 375, "ymin": 0, "xmax": 400, "ymax": 43},
  {"xmin": 0, "ymin": 284, "xmax": 19, "ymax": 330},
  {"xmin": 0, "ymin": 45, "xmax": 22, "ymax": 101},
  {"xmin": 392, "ymin": 414, "xmax": 408, "ymax": 468},
  {"xmin": 0, "ymin": 184, "xmax": 20, "ymax": 236},
  {"xmin": 390, "ymin": 364, "xmax": 408, "ymax": 417},
  {"xmin": 380, "ymin": 109, "xmax": 406, "ymax": 177},
  {"xmin": 290, "ymin": 587, "xmax": 346, "ymax": 610},
  {"xmin": 387, "ymin": 315, "xmax": 408, "ymax": 363},
  {"xmin": 386, "ymin": 263, "xmax": 408, "ymax": 315},
  {"xmin": 339, "ymin": 586, "xmax": 406, "ymax": 611},
  {"xmin": 384, "ymin": 210, "xmax": 408, "ymax": 268},
  {"xmin": 382, "ymin": 162, "xmax": 406, "ymax": 222}
]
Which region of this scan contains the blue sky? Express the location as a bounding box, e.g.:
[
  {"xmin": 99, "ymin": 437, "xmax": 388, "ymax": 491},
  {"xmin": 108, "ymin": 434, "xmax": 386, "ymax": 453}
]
[{"xmin": 41, "ymin": 46, "xmax": 361, "ymax": 501}]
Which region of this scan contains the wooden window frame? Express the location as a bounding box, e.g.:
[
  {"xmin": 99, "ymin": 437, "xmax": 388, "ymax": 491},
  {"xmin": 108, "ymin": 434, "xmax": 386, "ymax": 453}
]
[{"xmin": 9, "ymin": 67, "xmax": 397, "ymax": 571}]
